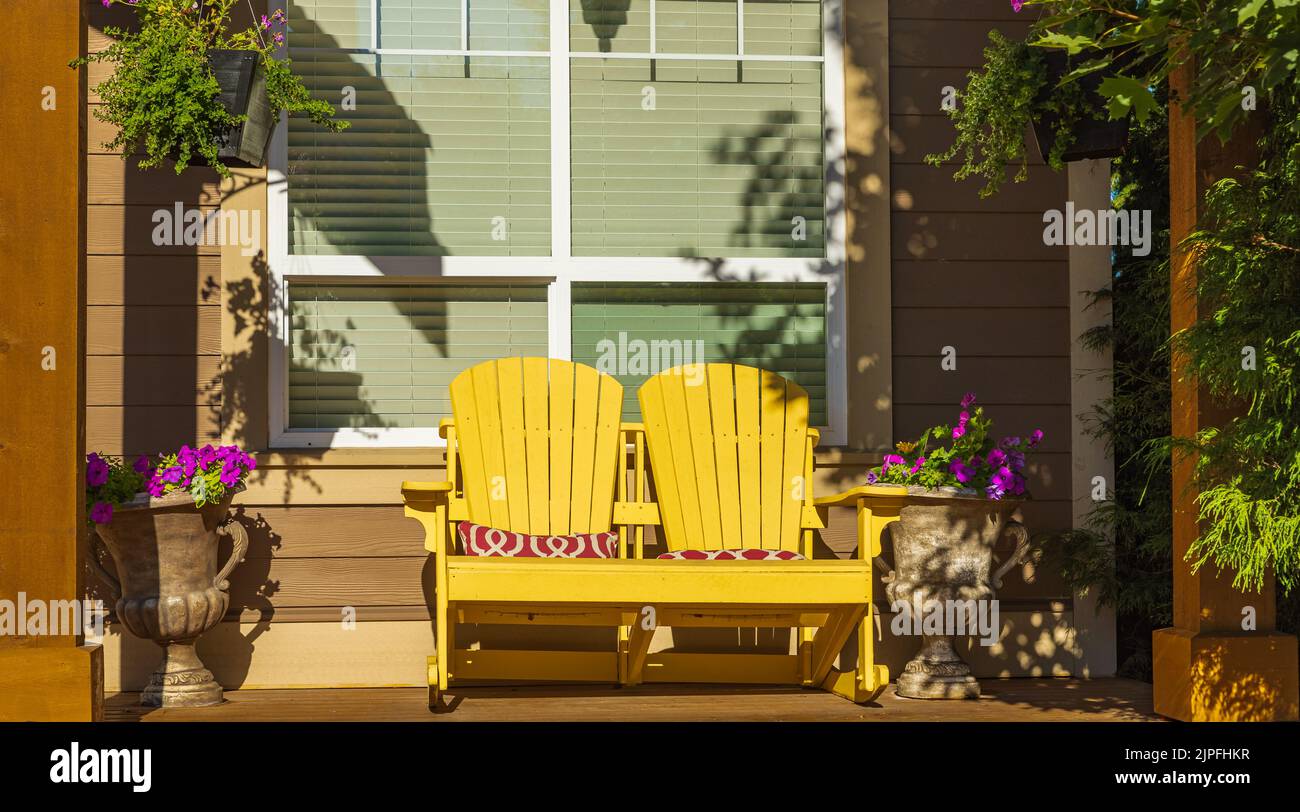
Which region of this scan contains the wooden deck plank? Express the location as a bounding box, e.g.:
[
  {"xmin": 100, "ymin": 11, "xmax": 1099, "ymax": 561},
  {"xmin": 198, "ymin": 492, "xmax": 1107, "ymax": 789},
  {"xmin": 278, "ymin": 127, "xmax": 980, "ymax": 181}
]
[{"xmin": 104, "ymin": 679, "xmax": 1158, "ymax": 723}]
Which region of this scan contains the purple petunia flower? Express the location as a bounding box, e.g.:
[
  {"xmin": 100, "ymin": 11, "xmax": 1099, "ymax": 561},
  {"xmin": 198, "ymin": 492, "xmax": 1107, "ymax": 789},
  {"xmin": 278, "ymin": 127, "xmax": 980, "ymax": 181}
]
[
  {"xmin": 987, "ymin": 449, "xmax": 1007, "ymax": 468},
  {"xmin": 133, "ymin": 455, "xmax": 153, "ymax": 474},
  {"xmin": 90, "ymin": 501, "xmax": 113, "ymax": 524},
  {"xmin": 86, "ymin": 453, "xmax": 110, "ymax": 488},
  {"xmin": 949, "ymin": 460, "xmax": 975, "ymax": 484},
  {"xmin": 1011, "ymin": 0, "xmax": 1024, "ymax": 12},
  {"xmin": 865, "ymin": 470, "xmax": 878, "ymax": 485},
  {"xmin": 909, "ymin": 457, "xmax": 926, "ymax": 474},
  {"xmin": 999, "ymin": 436, "xmax": 1021, "ymax": 450},
  {"xmin": 220, "ymin": 461, "xmax": 244, "ymax": 488},
  {"xmin": 1006, "ymin": 449, "xmax": 1026, "ymax": 471},
  {"xmin": 1028, "ymin": 429, "xmax": 1044, "ymax": 448},
  {"xmin": 960, "ymin": 392, "xmax": 977, "ymax": 409}
]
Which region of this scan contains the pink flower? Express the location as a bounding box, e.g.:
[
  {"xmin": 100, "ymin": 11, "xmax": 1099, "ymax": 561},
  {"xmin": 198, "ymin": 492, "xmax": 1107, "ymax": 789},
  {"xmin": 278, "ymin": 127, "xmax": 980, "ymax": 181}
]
[
  {"xmin": 949, "ymin": 460, "xmax": 975, "ymax": 484},
  {"xmin": 90, "ymin": 501, "xmax": 113, "ymax": 524},
  {"xmin": 86, "ymin": 453, "xmax": 109, "ymax": 488},
  {"xmin": 909, "ymin": 457, "xmax": 926, "ymax": 474},
  {"xmin": 133, "ymin": 455, "xmax": 153, "ymax": 474},
  {"xmin": 1011, "ymin": 0, "xmax": 1025, "ymax": 12},
  {"xmin": 882, "ymin": 453, "xmax": 906, "ymax": 471},
  {"xmin": 1029, "ymin": 429, "xmax": 1044, "ymax": 447},
  {"xmin": 960, "ymin": 392, "xmax": 977, "ymax": 409}
]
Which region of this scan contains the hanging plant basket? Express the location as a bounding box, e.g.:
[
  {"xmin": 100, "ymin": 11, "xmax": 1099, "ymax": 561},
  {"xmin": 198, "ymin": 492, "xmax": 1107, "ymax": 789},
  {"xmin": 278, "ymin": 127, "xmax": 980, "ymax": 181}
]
[
  {"xmin": 1031, "ymin": 50, "xmax": 1131, "ymax": 163},
  {"xmin": 204, "ymin": 49, "xmax": 276, "ymax": 168}
]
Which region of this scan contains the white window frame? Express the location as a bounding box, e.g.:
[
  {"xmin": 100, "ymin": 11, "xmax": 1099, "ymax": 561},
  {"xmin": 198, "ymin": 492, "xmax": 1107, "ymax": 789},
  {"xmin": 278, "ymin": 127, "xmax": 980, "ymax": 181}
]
[{"xmin": 268, "ymin": 0, "xmax": 848, "ymax": 448}]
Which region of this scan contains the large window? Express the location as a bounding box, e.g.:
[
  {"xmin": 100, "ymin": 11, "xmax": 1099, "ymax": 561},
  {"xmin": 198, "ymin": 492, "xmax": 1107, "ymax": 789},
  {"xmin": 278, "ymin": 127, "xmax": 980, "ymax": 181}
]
[{"xmin": 270, "ymin": 0, "xmax": 846, "ymax": 447}]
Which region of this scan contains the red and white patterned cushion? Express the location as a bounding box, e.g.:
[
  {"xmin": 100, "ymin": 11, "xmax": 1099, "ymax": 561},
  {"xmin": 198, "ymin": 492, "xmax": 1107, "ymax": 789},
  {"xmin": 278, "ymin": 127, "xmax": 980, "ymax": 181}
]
[
  {"xmin": 656, "ymin": 549, "xmax": 805, "ymax": 561},
  {"xmin": 457, "ymin": 522, "xmax": 619, "ymax": 559}
]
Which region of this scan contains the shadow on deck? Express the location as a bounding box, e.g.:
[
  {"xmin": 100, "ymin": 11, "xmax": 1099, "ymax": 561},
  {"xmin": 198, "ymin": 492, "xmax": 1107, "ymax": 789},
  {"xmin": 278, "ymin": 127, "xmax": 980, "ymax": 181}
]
[{"xmin": 106, "ymin": 678, "xmax": 1159, "ymax": 722}]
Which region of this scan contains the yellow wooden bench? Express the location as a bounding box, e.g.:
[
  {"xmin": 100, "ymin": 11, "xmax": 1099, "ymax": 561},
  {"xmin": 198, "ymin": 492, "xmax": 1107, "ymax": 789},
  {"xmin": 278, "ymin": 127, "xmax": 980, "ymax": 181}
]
[{"xmin": 401, "ymin": 357, "xmax": 905, "ymax": 708}]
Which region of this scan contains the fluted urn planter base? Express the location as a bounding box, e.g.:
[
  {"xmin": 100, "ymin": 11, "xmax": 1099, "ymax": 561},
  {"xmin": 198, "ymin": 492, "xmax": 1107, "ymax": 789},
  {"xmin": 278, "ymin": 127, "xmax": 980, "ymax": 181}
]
[
  {"xmin": 90, "ymin": 489, "xmax": 248, "ymax": 710},
  {"xmin": 885, "ymin": 487, "xmax": 1031, "ymax": 701},
  {"xmin": 896, "ymin": 637, "xmax": 981, "ymax": 699},
  {"xmin": 141, "ymin": 640, "xmax": 224, "ymax": 708}
]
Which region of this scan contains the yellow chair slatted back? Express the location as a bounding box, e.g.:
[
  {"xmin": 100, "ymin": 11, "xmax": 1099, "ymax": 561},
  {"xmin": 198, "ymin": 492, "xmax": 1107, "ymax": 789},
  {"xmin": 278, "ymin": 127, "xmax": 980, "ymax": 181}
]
[
  {"xmin": 449, "ymin": 358, "xmax": 625, "ymax": 535},
  {"xmin": 638, "ymin": 363, "xmax": 811, "ymax": 553}
]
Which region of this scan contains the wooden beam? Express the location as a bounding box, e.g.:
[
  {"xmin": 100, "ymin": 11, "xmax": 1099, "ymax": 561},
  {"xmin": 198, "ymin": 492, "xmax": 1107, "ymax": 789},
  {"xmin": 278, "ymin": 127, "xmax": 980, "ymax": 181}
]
[
  {"xmin": 1152, "ymin": 54, "xmax": 1299, "ymax": 722},
  {"xmin": 0, "ymin": 0, "xmax": 103, "ymax": 721}
]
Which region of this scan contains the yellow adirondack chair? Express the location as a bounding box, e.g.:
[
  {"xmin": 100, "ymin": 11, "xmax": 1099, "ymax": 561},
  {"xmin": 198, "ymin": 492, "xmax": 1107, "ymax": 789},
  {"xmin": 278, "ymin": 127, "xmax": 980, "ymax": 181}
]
[
  {"xmin": 401, "ymin": 357, "xmax": 904, "ymax": 708},
  {"xmin": 637, "ymin": 363, "xmax": 905, "ymax": 702},
  {"xmin": 401, "ymin": 357, "xmax": 654, "ymax": 707}
]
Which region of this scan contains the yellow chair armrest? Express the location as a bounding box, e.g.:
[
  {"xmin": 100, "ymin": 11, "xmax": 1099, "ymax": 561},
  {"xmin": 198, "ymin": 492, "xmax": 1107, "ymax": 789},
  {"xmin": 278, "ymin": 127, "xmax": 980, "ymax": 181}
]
[
  {"xmin": 437, "ymin": 418, "xmax": 455, "ymax": 439},
  {"xmin": 813, "ymin": 484, "xmax": 907, "ymax": 508},
  {"xmin": 402, "ymin": 482, "xmax": 454, "ymax": 554},
  {"xmin": 401, "ymin": 480, "xmax": 454, "ymax": 502}
]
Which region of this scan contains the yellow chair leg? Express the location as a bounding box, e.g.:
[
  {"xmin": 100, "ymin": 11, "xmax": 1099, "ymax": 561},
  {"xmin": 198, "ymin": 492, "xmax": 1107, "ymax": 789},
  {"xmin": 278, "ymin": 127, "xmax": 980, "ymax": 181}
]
[{"xmin": 427, "ymin": 654, "xmax": 442, "ymax": 710}]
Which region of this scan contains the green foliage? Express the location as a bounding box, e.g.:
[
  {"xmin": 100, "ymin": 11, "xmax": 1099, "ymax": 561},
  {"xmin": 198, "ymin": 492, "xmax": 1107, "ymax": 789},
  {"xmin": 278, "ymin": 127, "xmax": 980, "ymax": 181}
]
[
  {"xmin": 84, "ymin": 454, "xmax": 149, "ymax": 527},
  {"xmin": 867, "ymin": 395, "xmax": 1043, "ymax": 500},
  {"xmin": 1020, "ymin": 1, "xmax": 1300, "ymax": 140},
  {"xmin": 1172, "ymin": 88, "xmax": 1300, "ymax": 593},
  {"xmin": 924, "ymin": 30, "xmax": 1088, "ymax": 197},
  {"xmin": 74, "ymin": 0, "xmax": 347, "ymax": 176}
]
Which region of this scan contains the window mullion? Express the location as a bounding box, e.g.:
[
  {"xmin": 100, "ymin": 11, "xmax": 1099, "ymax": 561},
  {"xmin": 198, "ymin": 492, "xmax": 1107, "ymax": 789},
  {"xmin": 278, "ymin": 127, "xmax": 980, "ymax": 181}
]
[{"xmin": 549, "ymin": 0, "xmax": 572, "ymax": 361}]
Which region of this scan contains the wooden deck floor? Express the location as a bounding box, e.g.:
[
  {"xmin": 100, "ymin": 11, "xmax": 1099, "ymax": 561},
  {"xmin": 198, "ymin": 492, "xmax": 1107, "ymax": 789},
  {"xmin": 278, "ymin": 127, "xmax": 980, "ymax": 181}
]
[{"xmin": 106, "ymin": 678, "xmax": 1159, "ymax": 722}]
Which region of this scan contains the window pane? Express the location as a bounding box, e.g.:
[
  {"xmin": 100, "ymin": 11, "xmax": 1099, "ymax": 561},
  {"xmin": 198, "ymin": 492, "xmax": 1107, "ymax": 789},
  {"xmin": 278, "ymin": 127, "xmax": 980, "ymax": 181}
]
[
  {"xmin": 658, "ymin": 0, "xmax": 737, "ymax": 55},
  {"xmin": 570, "ymin": 0, "xmax": 652, "ymax": 54},
  {"xmin": 471, "ymin": 0, "xmax": 550, "ymax": 51},
  {"xmin": 571, "ymin": 282, "xmax": 828, "ymax": 423},
  {"xmin": 571, "ymin": 58, "xmax": 824, "ymax": 257},
  {"xmin": 743, "ymin": 0, "xmax": 822, "ymax": 57},
  {"xmin": 378, "ymin": 0, "xmax": 460, "ymax": 50},
  {"xmin": 289, "ymin": 4, "xmax": 551, "ymax": 256},
  {"xmin": 293, "ymin": 0, "xmax": 372, "ymax": 50},
  {"xmin": 288, "ymin": 283, "xmax": 549, "ymax": 429}
]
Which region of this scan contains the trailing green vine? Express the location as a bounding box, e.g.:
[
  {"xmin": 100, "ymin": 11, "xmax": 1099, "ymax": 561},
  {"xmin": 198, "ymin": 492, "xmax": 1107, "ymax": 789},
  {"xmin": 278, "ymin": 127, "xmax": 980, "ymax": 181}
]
[
  {"xmin": 925, "ymin": 30, "xmax": 1091, "ymax": 198},
  {"xmin": 75, "ymin": 1, "xmax": 347, "ymax": 176}
]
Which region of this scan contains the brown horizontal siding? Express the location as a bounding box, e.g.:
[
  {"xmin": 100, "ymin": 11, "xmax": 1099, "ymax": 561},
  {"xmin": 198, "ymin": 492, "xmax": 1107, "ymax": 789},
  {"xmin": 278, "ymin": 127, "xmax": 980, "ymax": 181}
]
[
  {"xmin": 894, "ymin": 357, "xmax": 1070, "ymax": 405},
  {"xmin": 892, "ymin": 163, "xmax": 1065, "ymax": 212},
  {"xmin": 88, "ymin": 205, "xmax": 221, "ymax": 255},
  {"xmin": 86, "ymin": 406, "xmax": 221, "ymax": 457},
  {"xmin": 86, "ymin": 255, "xmax": 221, "ymax": 306},
  {"xmin": 88, "ymin": 154, "xmax": 223, "ymax": 205},
  {"xmin": 889, "ymin": 18, "xmax": 1031, "ymax": 68},
  {"xmin": 887, "ymin": 4, "xmax": 1072, "ymax": 564},
  {"xmin": 225, "ymin": 557, "xmax": 433, "ymax": 610},
  {"xmin": 86, "ymin": 355, "xmax": 221, "ymax": 407},
  {"xmin": 892, "ymin": 308, "xmax": 1070, "ymax": 357},
  {"xmin": 893, "ymin": 212, "xmax": 1068, "ymax": 261},
  {"xmin": 85, "ymin": 305, "xmax": 221, "ymax": 355},
  {"xmin": 892, "ymin": 261, "xmax": 1068, "ymax": 307},
  {"xmin": 890, "ymin": 0, "xmax": 1029, "ymax": 21},
  {"xmin": 84, "ymin": 9, "xmax": 220, "ymax": 463},
  {"xmin": 235, "ymin": 507, "xmax": 426, "ymax": 559}
]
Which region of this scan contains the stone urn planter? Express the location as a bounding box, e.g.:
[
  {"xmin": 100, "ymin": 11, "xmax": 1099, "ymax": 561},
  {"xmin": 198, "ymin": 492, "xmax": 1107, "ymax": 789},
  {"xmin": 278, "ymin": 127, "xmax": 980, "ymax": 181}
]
[
  {"xmin": 883, "ymin": 487, "xmax": 1031, "ymax": 700},
  {"xmin": 89, "ymin": 490, "xmax": 248, "ymax": 707}
]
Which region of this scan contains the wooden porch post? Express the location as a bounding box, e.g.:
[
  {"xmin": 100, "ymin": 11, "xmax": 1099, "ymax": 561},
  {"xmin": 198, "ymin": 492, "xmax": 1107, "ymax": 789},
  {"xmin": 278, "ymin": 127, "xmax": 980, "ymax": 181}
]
[
  {"xmin": 0, "ymin": 1, "xmax": 103, "ymax": 721},
  {"xmin": 1152, "ymin": 57, "xmax": 1299, "ymax": 722}
]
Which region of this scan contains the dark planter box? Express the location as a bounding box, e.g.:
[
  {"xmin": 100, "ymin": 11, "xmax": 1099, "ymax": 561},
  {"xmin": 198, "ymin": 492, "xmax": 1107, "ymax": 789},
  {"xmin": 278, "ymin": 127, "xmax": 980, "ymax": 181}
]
[
  {"xmin": 1031, "ymin": 50, "xmax": 1130, "ymax": 163},
  {"xmin": 206, "ymin": 49, "xmax": 275, "ymax": 168}
]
